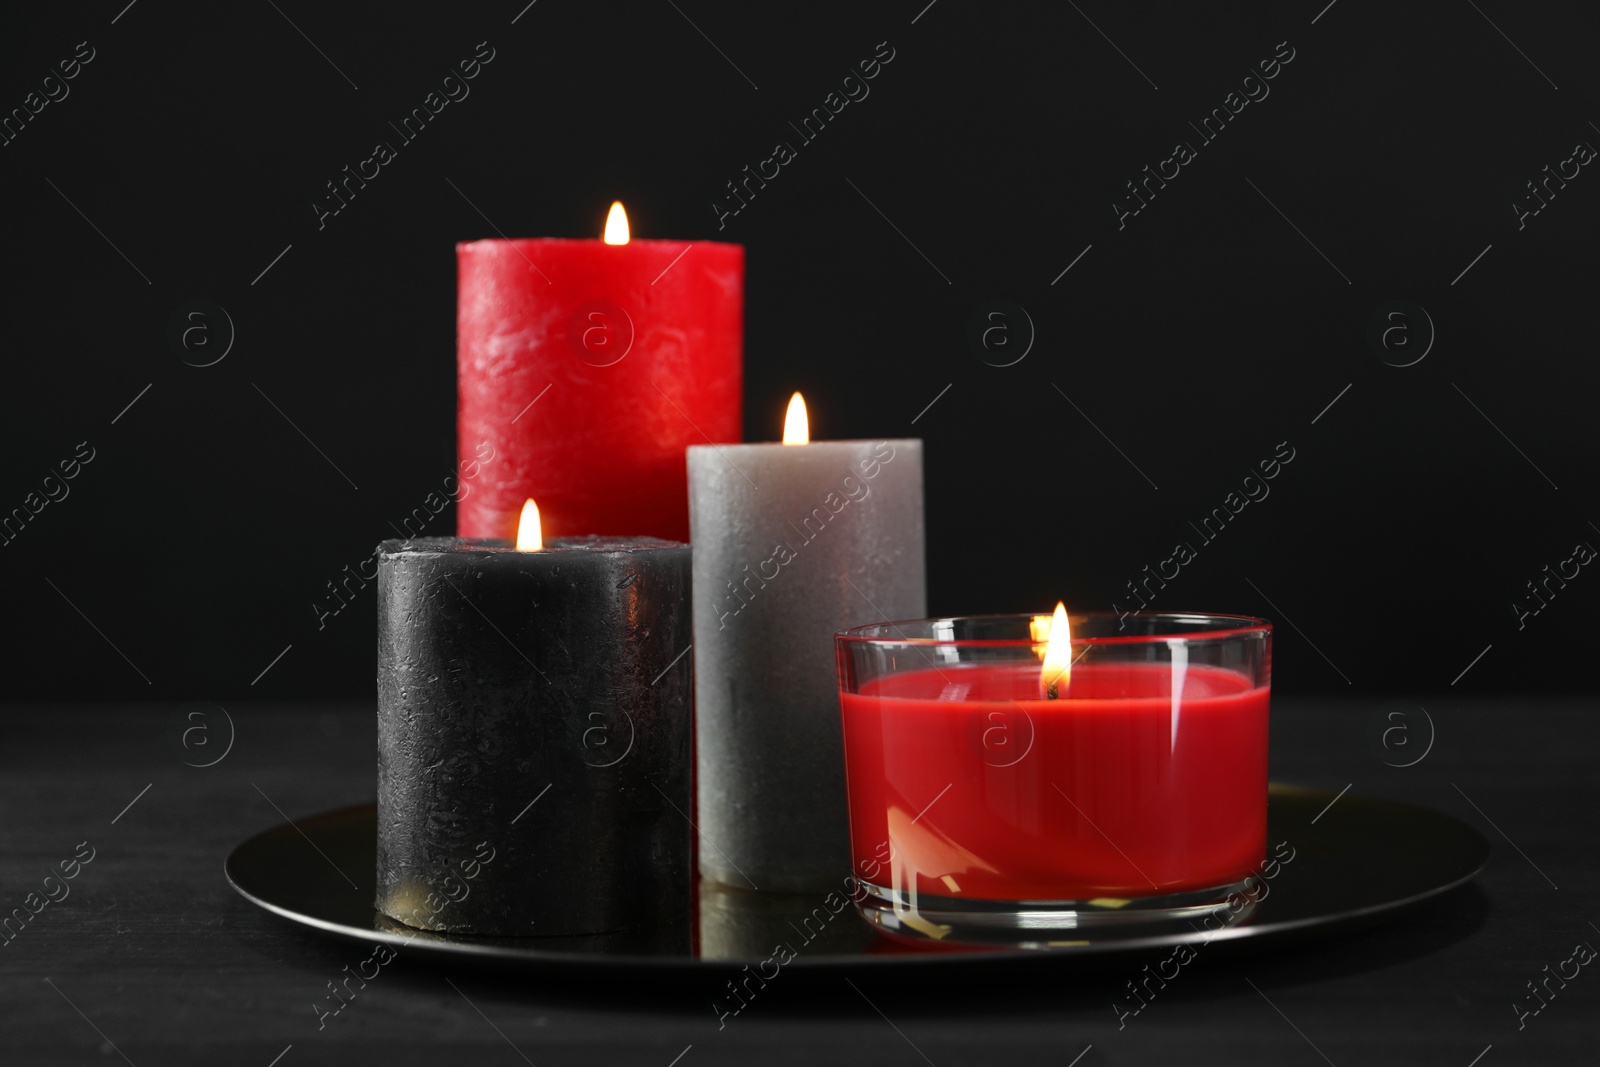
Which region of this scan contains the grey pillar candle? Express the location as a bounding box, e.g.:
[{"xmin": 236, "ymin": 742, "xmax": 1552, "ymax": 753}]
[
  {"xmin": 375, "ymin": 532, "xmax": 693, "ymax": 936},
  {"xmin": 688, "ymin": 419, "xmax": 925, "ymax": 892}
]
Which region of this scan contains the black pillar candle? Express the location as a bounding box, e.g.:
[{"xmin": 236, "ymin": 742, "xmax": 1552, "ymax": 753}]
[{"xmin": 376, "ymin": 534, "xmax": 693, "ymax": 936}]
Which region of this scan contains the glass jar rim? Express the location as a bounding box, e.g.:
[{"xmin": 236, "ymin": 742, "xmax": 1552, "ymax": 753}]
[{"xmin": 835, "ymin": 611, "xmax": 1271, "ymax": 646}]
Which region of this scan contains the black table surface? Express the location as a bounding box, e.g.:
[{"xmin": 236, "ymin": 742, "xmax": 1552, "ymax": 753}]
[{"xmin": 2, "ymin": 697, "xmax": 1594, "ymax": 1065}]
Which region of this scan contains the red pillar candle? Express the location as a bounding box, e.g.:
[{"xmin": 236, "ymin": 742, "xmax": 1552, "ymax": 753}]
[{"xmin": 457, "ymin": 204, "xmax": 743, "ymax": 541}]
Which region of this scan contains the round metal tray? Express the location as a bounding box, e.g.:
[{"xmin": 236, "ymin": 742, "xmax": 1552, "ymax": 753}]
[{"xmin": 225, "ymin": 784, "xmax": 1489, "ymax": 970}]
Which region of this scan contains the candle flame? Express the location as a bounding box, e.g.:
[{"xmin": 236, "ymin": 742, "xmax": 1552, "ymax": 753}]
[
  {"xmin": 1039, "ymin": 602, "xmax": 1072, "ymax": 699},
  {"xmin": 782, "ymin": 392, "xmax": 809, "ymax": 445},
  {"xmin": 516, "ymin": 498, "xmax": 543, "ymax": 551},
  {"xmin": 603, "ymin": 201, "xmax": 630, "ymax": 245}
]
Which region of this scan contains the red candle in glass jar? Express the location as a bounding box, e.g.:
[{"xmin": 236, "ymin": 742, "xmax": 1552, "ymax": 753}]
[
  {"xmin": 840, "ymin": 661, "xmax": 1268, "ymax": 900},
  {"xmin": 836, "ymin": 610, "xmax": 1271, "ymax": 927},
  {"xmin": 457, "ymin": 204, "xmax": 742, "ymax": 541}
]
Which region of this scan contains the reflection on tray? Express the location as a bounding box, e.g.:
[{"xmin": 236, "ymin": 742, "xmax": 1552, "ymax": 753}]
[
  {"xmin": 366, "ymin": 879, "xmax": 902, "ymax": 959},
  {"xmin": 363, "ymin": 874, "xmax": 1263, "ymax": 960},
  {"xmin": 371, "ymin": 908, "xmax": 693, "ymax": 956},
  {"xmin": 698, "ymin": 878, "xmax": 880, "ymax": 959},
  {"xmin": 367, "ymin": 876, "xmax": 979, "ymax": 960},
  {"xmin": 695, "ymin": 878, "xmax": 995, "ymax": 960}
]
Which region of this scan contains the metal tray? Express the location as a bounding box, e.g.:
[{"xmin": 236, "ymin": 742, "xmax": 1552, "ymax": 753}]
[{"xmin": 225, "ymin": 784, "xmax": 1489, "ymax": 970}]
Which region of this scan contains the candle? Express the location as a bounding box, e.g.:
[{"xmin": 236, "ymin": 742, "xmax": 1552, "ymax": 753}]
[
  {"xmin": 688, "ymin": 395, "xmax": 926, "ymax": 892},
  {"xmin": 835, "ymin": 611, "xmax": 1271, "ymax": 940},
  {"xmin": 457, "ymin": 203, "xmax": 743, "ymax": 541},
  {"xmin": 375, "ymin": 501, "xmax": 694, "ymax": 935}
]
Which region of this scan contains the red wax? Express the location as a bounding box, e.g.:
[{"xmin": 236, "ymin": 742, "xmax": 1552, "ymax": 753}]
[
  {"xmin": 457, "ymin": 238, "xmax": 743, "ymax": 541},
  {"xmin": 839, "ymin": 662, "xmax": 1268, "ymax": 901}
]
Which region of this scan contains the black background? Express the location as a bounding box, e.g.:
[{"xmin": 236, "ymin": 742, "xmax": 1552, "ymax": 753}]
[{"xmin": 3, "ymin": 0, "xmax": 1598, "ymax": 703}]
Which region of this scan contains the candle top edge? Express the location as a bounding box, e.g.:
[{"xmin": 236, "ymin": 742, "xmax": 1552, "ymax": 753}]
[
  {"xmin": 457, "ymin": 237, "xmax": 744, "ymax": 251},
  {"xmin": 378, "ymin": 535, "xmax": 689, "ymax": 558},
  {"xmin": 853, "ymin": 661, "xmax": 1267, "ymax": 704},
  {"xmin": 836, "ymin": 612, "xmax": 1272, "ymax": 646},
  {"xmin": 687, "ymin": 438, "xmax": 922, "ymax": 450}
]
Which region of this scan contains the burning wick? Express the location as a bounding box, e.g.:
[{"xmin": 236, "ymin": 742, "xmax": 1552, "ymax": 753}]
[
  {"xmin": 1038, "ymin": 602, "xmax": 1071, "ymax": 700},
  {"xmin": 782, "ymin": 391, "xmax": 808, "ymax": 445},
  {"xmin": 603, "ymin": 201, "xmax": 629, "ymax": 245},
  {"xmin": 516, "ymin": 498, "xmax": 543, "ymax": 552}
]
